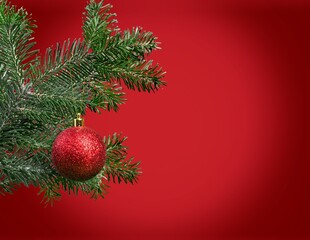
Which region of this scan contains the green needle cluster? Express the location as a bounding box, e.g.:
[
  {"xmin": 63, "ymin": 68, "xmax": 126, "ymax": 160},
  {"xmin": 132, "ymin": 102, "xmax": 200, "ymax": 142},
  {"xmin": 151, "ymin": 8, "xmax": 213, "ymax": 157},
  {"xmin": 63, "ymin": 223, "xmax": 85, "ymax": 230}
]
[{"xmin": 0, "ymin": 0, "xmax": 165, "ymax": 203}]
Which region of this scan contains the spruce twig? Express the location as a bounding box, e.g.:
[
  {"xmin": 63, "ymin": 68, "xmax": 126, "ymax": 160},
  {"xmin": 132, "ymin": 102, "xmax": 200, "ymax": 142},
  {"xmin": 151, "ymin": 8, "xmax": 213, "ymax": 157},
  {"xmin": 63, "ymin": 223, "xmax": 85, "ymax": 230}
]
[{"xmin": 0, "ymin": 0, "xmax": 165, "ymax": 202}]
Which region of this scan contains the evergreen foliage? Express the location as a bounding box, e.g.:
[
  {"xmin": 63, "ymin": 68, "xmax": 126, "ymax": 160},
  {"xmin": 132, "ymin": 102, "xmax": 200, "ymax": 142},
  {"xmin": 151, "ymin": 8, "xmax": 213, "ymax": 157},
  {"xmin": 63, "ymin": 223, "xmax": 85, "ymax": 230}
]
[{"xmin": 0, "ymin": 0, "xmax": 165, "ymax": 202}]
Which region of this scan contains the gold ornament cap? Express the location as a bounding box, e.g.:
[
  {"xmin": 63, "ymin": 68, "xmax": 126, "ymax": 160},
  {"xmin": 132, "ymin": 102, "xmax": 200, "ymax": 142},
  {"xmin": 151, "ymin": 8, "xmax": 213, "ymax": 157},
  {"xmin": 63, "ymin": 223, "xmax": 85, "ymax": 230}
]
[{"xmin": 74, "ymin": 113, "xmax": 84, "ymax": 127}]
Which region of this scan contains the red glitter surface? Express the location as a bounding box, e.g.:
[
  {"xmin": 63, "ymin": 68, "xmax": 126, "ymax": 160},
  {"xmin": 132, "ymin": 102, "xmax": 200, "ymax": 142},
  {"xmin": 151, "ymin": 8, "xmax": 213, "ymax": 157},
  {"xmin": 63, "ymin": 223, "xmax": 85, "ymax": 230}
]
[{"xmin": 52, "ymin": 127, "xmax": 106, "ymax": 181}]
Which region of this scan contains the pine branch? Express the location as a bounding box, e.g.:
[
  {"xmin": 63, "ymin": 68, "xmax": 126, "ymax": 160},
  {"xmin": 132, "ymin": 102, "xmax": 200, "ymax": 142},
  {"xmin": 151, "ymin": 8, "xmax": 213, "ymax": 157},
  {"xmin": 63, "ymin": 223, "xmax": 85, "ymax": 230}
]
[
  {"xmin": 0, "ymin": 151, "xmax": 57, "ymax": 195},
  {"xmin": 22, "ymin": 91, "xmax": 86, "ymax": 124},
  {"xmin": 0, "ymin": 0, "xmax": 38, "ymax": 83},
  {"xmin": 86, "ymin": 81, "xmax": 125, "ymax": 112},
  {"xmin": 104, "ymin": 133, "xmax": 141, "ymax": 184},
  {"xmin": 119, "ymin": 27, "xmax": 160, "ymax": 58},
  {"xmin": 0, "ymin": 1, "xmax": 43, "ymax": 152},
  {"xmin": 0, "ymin": 149, "xmax": 110, "ymax": 204},
  {"xmin": 0, "ymin": 63, "xmax": 11, "ymax": 133},
  {"xmin": 32, "ymin": 39, "xmax": 90, "ymax": 86},
  {"xmin": 0, "ymin": 0, "xmax": 165, "ymax": 203},
  {"xmin": 39, "ymin": 167, "xmax": 110, "ymax": 204},
  {"xmin": 83, "ymin": 0, "xmax": 118, "ymax": 52},
  {"xmin": 83, "ymin": 0, "xmax": 166, "ymax": 92},
  {"xmin": 32, "ymin": 38, "xmax": 126, "ymax": 114},
  {"xmin": 111, "ymin": 60, "xmax": 166, "ymax": 92}
]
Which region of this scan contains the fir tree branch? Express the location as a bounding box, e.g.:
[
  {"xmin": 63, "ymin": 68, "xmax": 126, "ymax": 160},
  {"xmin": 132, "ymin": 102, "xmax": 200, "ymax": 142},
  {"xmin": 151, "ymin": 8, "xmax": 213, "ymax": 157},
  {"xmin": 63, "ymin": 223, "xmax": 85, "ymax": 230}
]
[
  {"xmin": 83, "ymin": 0, "xmax": 118, "ymax": 52},
  {"xmin": 83, "ymin": 0, "xmax": 166, "ymax": 92},
  {"xmin": 86, "ymin": 81, "xmax": 125, "ymax": 112},
  {"xmin": 22, "ymin": 91, "xmax": 86, "ymax": 124},
  {"xmin": 111, "ymin": 60, "xmax": 166, "ymax": 92},
  {"xmin": 117, "ymin": 27, "xmax": 160, "ymax": 58},
  {"xmin": 0, "ymin": 151, "xmax": 57, "ymax": 195},
  {"xmin": 38, "ymin": 170, "xmax": 110, "ymax": 204},
  {"xmin": 0, "ymin": 0, "xmax": 38, "ymax": 83},
  {"xmin": 104, "ymin": 133, "xmax": 141, "ymax": 184},
  {"xmin": 0, "ymin": 1, "xmax": 43, "ymax": 153},
  {"xmin": 31, "ymin": 38, "xmax": 126, "ymax": 113},
  {"xmin": 0, "ymin": 0, "xmax": 165, "ymax": 203},
  {"xmin": 32, "ymin": 39, "xmax": 90, "ymax": 86}
]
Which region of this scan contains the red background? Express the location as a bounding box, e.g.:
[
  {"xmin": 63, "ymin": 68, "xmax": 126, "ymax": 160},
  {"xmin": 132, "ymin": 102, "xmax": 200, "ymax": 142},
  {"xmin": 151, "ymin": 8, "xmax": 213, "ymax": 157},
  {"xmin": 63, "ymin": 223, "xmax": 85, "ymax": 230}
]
[{"xmin": 1, "ymin": 0, "xmax": 310, "ymax": 239}]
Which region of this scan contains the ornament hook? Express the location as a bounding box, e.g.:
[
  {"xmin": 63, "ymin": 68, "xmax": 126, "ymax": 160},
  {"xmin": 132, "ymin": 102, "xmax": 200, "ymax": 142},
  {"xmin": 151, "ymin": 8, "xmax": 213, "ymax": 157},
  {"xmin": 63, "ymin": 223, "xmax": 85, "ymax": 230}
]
[{"xmin": 74, "ymin": 113, "xmax": 84, "ymax": 127}]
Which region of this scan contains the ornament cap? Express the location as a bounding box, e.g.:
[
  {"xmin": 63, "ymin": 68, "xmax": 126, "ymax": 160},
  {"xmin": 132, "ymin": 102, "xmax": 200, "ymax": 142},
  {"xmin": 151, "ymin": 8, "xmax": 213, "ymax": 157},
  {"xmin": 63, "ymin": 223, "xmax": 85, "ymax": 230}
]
[{"xmin": 74, "ymin": 113, "xmax": 84, "ymax": 127}]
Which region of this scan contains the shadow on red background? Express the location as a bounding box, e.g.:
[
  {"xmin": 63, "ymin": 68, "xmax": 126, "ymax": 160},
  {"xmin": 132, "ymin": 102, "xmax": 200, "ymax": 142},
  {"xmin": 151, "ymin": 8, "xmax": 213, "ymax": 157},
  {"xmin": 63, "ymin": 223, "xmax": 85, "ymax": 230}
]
[{"xmin": 1, "ymin": 0, "xmax": 310, "ymax": 239}]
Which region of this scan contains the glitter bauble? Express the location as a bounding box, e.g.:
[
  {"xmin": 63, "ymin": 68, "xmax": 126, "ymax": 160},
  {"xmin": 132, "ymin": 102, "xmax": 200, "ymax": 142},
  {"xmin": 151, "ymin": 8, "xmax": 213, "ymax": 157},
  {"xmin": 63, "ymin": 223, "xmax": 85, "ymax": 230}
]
[{"xmin": 52, "ymin": 127, "xmax": 106, "ymax": 181}]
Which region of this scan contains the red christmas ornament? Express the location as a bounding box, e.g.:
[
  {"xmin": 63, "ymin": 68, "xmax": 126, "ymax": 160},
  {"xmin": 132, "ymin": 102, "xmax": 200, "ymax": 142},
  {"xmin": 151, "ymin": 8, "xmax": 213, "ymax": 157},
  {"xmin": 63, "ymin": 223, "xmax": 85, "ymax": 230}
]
[{"xmin": 52, "ymin": 114, "xmax": 106, "ymax": 181}]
